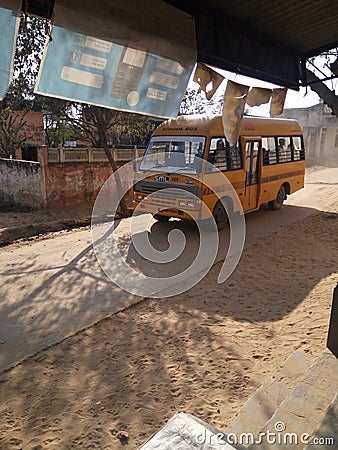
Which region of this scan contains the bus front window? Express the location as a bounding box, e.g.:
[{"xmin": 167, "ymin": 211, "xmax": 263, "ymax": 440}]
[{"xmin": 139, "ymin": 136, "xmax": 206, "ymax": 174}]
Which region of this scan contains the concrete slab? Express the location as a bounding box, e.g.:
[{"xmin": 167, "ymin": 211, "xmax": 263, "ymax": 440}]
[
  {"xmin": 304, "ymin": 394, "xmax": 337, "ymax": 450},
  {"xmin": 224, "ymin": 351, "xmax": 314, "ymax": 439},
  {"xmin": 248, "ymin": 352, "xmax": 338, "ymax": 450}
]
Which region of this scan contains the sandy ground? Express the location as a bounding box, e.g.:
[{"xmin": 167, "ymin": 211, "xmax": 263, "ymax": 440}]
[
  {"xmin": 0, "ymin": 205, "xmax": 93, "ymax": 246},
  {"xmin": 0, "ymin": 166, "xmax": 337, "ymax": 449}
]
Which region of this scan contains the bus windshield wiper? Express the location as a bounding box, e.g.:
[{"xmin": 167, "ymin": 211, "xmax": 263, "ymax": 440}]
[
  {"xmin": 141, "ymin": 163, "xmax": 168, "ymax": 170},
  {"xmin": 169, "ymin": 167, "xmax": 196, "ymax": 173}
]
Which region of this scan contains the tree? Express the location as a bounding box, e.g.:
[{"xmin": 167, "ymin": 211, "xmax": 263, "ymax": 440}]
[
  {"xmin": 179, "ymin": 87, "xmax": 226, "ymax": 116},
  {"xmin": 0, "ymin": 15, "xmax": 45, "ymax": 158},
  {"xmin": 40, "ymin": 97, "xmax": 80, "ymax": 147},
  {"xmin": 0, "ymin": 106, "xmax": 32, "ymax": 158},
  {"xmin": 179, "ymin": 88, "xmax": 208, "ymax": 115},
  {"xmin": 3, "ymin": 13, "xmax": 156, "ymax": 217},
  {"xmin": 66, "ymin": 104, "xmax": 155, "ymax": 217},
  {"xmin": 5, "ymin": 14, "xmax": 48, "ymax": 110},
  {"xmin": 67, "ymin": 104, "xmax": 155, "ymax": 147}
]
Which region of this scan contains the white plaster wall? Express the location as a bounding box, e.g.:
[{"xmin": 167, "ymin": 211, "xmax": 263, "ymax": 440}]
[{"xmin": 0, "ymin": 158, "xmax": 46, "ymax": 208}]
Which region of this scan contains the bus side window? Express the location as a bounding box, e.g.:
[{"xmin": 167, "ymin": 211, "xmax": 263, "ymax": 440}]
[
  {"xmin": 208, "ymin": 137, "xmax": 242, "ymax": 171},
  {"xmin": 215, "ymin": 140, "xmax": 227, "ymax": 167},
  {"xmin": 277, "ymin": 137, "xmax": 292, "ymax": 162},
  {"xmin": 262, "ymin": 148, "xmax": 269, "ymax": 165},
  {"xmin": 262, "ymin": 137, "xmax": 277, "ymax": 165},
  {"xmin": 230, "ymin": 145, "xmax": 242, "ymax": 169},
  {"xmin": 208, "ymin": 137, "xmax": 227, "ymax": 171},
  {"xmin": 292, "ymin": 136, "xmax": 303, "ymax": 160}
]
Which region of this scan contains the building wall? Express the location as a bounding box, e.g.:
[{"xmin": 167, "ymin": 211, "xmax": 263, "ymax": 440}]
[
  {"xmin": 45, "ymin": 162, "xmax": 114, "ymax": 207},
  {"xmin": 279, "ymin": 103, "xmax": 338, "ymax": 160},
  {"xmin": 0, "ymin": 158, "xmax": 45, "ymax": 208},
  {"xmin": 43, "ymin": 147, "xmax": 140, "ymax": 207},
  {"xmin": 15, "ymin": 111, "xmax": 45, "ymax": 146},
  {"xmin": 1, "ymin": 146, "xmax": 139, "ymax": 209},
  {"xmin": 13, "ymin": 111, "xmax": 45, "ymax": 162}
]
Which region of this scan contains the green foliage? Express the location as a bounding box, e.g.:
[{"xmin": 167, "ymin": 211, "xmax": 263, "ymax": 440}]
[
  {"xmin": 66, "ymin": 104, "xmax": 156, "ymax": 148},
  {"xmin": 40, "ymin": 97, "xmax": 77, "ymax": 147},
  {"xmin": 5, "ymin": 14, "xmax": 48, "ymax": 110},
  {"xmin": 179, "ymin": 87, "xmax": 224, "ymax": 116},
  {"xmin": 179, "ymin": 88, "xmax": 208, "ymax": 115}
]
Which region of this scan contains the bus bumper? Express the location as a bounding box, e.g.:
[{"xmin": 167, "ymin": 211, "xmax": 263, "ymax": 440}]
[{"xmin": 132, "ymin": 199, "xmax": 202, "ymax": 221}]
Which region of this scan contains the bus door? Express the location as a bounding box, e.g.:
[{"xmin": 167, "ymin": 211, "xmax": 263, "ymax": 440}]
[{"xmin": 244, "ymin": 139, "xmax": 261, "ymax": 210}]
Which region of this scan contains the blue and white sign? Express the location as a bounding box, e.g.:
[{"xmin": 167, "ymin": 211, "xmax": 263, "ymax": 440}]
[
  {"xmin": 0, "ymin": 6, "xmax": 19, "ymax": 100},
  {"xmin": 35, "ymin": 26, "xmax": 194, "ymax": 118}
]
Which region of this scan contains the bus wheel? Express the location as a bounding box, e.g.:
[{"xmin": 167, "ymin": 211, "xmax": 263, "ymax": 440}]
[
  {"xmin": 153, "ymin": 214, "xmax": 170, "ymax": 222},
  {"xmin": 269, "ymin": 185, "xmax": 286, "ymax": 210},
  {"xmin": 213, "ymin": 200, "xmax": 228, "ymax": 231}
]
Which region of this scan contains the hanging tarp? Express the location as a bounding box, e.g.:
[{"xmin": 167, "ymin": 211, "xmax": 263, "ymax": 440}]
[
  {"xmin": 193, "ymin": 63, "xmax": 224, "ymax": 100},
  {"xmin": 246, "ymin": 87, "xmax": 272, "ymax": 107},
  {"xmin": 270, "ymin": 87, "xmax": 288, "ymax": 115},
  {"xmin": 35, "ymin": 26, "xmax": 194, "ymax": 118},
  {"xmin": 0, "ymin": 1, "xmax": 21, "ymax": 100},
  {"xmin": 222, "ymin": 80, "xmax": 249, "ymax": 145}
]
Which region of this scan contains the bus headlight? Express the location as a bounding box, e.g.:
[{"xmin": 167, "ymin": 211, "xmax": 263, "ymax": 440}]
[
  {"xmin": 179, "ymin": 200, "xmax": 186, "ymax": 207},
  {"xmin": 137, "ymin": 194, "xmax": 143, "ymax": 200},
  {"xmin": 187, "ymin": 201, "xmax": 195, "ymax": 208}
]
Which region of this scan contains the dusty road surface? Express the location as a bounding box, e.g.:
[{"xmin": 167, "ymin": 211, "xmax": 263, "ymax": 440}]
[
  {"xmin": 0, "ymin": 165, "xmax": 337, "ymax": 449},
  {"xmin": 1, "ymin": 166, "xmax": 336, "ymax": 372}
]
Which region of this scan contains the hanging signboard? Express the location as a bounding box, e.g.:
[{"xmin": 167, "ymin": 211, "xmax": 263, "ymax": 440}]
[{"xmin": 35, "ymin": 26, "xmax": 194, "ymax": 118}]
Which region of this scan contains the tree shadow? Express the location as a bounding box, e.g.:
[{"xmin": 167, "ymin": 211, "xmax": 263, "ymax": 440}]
[{"xmin": 0, "ymin": 205, "xmax": 337, "ymax": 448}]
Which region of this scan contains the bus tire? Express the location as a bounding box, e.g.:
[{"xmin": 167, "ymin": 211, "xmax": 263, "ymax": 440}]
[
  {"xmin": 269, "ymin": 185, "xmax": 286, "ymax": 210},
  {"xmin": 213, "ymin": 200, "xmax": 229, "ymax": 231},
  {"xmin": 153, "ymin": 214, "xmax": 170, "ymax": 222}
]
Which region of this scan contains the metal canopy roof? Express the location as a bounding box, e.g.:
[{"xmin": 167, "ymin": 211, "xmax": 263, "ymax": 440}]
[
  {"xmin": 165, "ymin": 0, "xmax": 338, "ymax": 88},
  {"xmin": 166, "ymin": 0, "xmax": 338, "ymax": 57},
  {"xmin": 24, "ymin": 0, "xmax": 338, "ymax": 88}
]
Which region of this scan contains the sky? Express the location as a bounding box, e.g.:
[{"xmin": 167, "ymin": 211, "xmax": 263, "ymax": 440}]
[{"xmin": 188, "ymin": 64, "xmax": 337, "ymax": 117}]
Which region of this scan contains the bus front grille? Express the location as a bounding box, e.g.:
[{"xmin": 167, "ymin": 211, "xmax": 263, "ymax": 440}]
[{"xmin": 135, "ymin": 180, "xmax": 200, "ymax": 198}]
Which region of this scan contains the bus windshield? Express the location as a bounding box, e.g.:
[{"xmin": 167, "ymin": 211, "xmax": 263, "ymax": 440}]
[{"xmin": 139, "ymin": 136, "xmax": 206, "ymax": 174}]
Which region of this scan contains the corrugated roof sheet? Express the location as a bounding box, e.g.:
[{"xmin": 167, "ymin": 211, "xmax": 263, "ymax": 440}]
[
  {"xmin": 207, "ymin": 0, "xmax": 338, "ymax": 55},
  {"xmin": 165, "ymin": 0, "xmax": 338, "ymax": 57}
]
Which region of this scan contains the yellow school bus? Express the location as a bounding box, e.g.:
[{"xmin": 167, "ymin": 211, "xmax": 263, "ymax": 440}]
[{"xmin": 133, "ymin": 115, "xmax": 305, "ymax": 229}]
